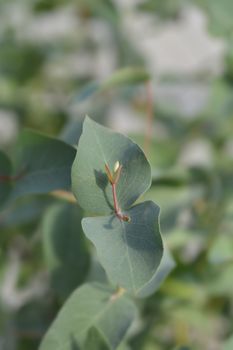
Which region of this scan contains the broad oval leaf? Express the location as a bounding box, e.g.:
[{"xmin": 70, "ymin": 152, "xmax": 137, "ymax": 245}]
[
  {"xmin": 39, "ymin": 283, "xmax": 137, "ymax": 350},
  {"xmin": 0, "ymin": 196, "xmax": 52, "ymax": 229},
  {"xmin": 9, "ymin": 130, "xmax": 76, "ymax": 202},
  {"xmin": 72, "ymin": 116, "xmax": 151, "ymax": 215},
  {"xmin": 82, "ymin": 201, "xmax": 163, "ymax": 295}
]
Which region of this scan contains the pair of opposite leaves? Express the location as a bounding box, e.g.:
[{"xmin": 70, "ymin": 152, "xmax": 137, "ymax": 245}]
[{"xmin": 72, "ymin": 117, "xmax": 163, "ymax": 297}]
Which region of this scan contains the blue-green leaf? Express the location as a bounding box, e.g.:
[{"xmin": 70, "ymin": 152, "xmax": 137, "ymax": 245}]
[
  {"xmin": 8, "ymin": 130, "xmax": 76, "ymax": 202},
  {"xmin": 82, "ymin": 201, "xmax": 163, "ymax": 295},
  {"xmin": 72, "ymin": 116, "xmax": 151, "ymax": 215},
  {"xmin": 42, "ymin": 202, "xmax": 90, "ymax": 299},
  {"xmin": 39, "ymin": 283, "xmax": 137, "ymax": 350}
]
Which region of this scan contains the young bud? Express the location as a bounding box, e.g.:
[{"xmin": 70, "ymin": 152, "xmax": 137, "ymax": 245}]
[
  {"xmin": 113, "ymin": 162, "xmax": 122, "ymax": 184},
  {"xmin": 114, "ymin": 161, "xmax": 120, "ymax": 173},
  {"xmin": 105, "ymin": 163, "xmax": 114, "ymax": 184}
]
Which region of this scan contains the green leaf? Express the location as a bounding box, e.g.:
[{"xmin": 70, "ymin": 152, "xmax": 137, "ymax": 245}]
[
  {"xmin": 72, "ymin": 116, "xmax": 151, "ymax": 215},
  {"xmin": 72, "ymin": 117, "xmax": 165, "ymax": 295},
  {"xmin": 9, "ymin": 130, "xmax": 76, "ymax": 202},
  {"xmin": 39, "ymin": 283, "xmax": 137, "ymax": 350},
  {"xmin": 82, "ymin": 201, "xmax": 163, "ymax": 295},
  {"xmin": 42, "ymin": 202, "xmax": 90, "ymax": 299},
  {"xmin": 0, "ymin": 196, "xmax": 52, "ymax": 229},
  {"xmin": 0, "ymin": 150, "xmax": 12, "ymax": 207}
]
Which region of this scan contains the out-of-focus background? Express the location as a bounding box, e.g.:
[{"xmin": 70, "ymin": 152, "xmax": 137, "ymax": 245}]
[{"xmin": 0, "ymin": 0, "xmax": 233, "ymax": 349}]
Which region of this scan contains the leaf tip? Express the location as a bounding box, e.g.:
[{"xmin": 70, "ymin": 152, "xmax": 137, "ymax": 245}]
[{"xmin": 84, "ymin": 114, "xmax": 91, "ymax": 123}]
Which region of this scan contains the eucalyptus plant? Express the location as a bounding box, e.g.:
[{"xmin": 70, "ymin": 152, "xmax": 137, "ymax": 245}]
[
  {"xmin": 0, "ymin": 115, "xmax": 173, "ymax": 350},
  {"xmin": 39, "ymin": 116, "xmax": 173, "ymax": 349},
  {"xmin": 1, "ymin": 0, "xmax": 233, "ymax": 348}
]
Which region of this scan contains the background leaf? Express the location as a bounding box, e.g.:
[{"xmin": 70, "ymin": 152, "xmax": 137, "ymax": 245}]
[
  {"xmin": 0, "ymin": 196, "xmax": 53, "ymax": 229},
  {"xmin": 8, "ymin": 130, "xmax": 76, "ymax": 202},
  {"xmin": 59, "ymin": 119, "xmax": 84, "ymax": 146},
  {"xmin": 42, "ymin": 202, "xmax": 90, "ymax": 299},
  {"xmin": 39, "ymin": 283, "xmax": 137, "ymax": 350}
]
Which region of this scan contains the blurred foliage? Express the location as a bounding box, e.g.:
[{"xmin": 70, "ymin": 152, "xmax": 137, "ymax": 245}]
[
  {"xmin": 0, "ymin": 0, "xmax": 233, "ymax": 349},
  {"xmin": 137, "ymin": 0, "xmax": 186, "ymax": 19}
]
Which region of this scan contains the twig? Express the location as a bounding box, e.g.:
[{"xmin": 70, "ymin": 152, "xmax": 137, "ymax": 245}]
[
  {"xmin": 105, "ymin": 163, "xmax": 130, "ymax": 222},
  {"xmin": 50, "ymin": 190, "xmax": 77, "ymax": 203},
  {"xmin": 0, "ymin": 169, "xmax": 26, "ymax": 182}
]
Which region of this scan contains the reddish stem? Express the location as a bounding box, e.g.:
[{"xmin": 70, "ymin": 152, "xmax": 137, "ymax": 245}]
[
  {"xmin": 0, "ymin": 171, "xmax": 25, "ymax": 182},
  {"xmin": 0, "ymin": 175, "xmax": 11, "ymax": 182},
  {"xmin": 105, "ymin": 163, "xmax": 130, "ymax": 222},
  {"xmin": 112, "ymin": 182, "xmax": 121, "ymax": 218}
]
